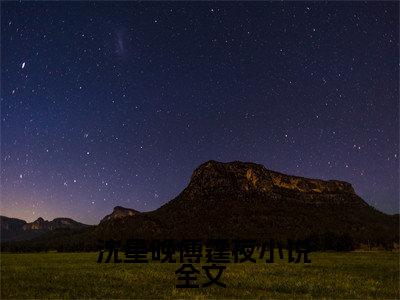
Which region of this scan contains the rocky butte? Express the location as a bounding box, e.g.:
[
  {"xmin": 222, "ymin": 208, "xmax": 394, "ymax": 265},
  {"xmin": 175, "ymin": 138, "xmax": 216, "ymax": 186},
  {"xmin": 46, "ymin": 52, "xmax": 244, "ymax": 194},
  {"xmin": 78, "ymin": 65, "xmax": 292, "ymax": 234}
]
[{"xmin": 96, "ymin": 160, "xmax": 398, "ymax": 248}]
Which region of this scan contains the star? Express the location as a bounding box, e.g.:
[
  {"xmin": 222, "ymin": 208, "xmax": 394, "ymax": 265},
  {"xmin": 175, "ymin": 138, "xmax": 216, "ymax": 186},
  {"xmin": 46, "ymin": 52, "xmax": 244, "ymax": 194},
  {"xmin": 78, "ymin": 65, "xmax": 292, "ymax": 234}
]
[{"xmin": 0, "ymin": 1, "xmax": 397, "ymax": 224}]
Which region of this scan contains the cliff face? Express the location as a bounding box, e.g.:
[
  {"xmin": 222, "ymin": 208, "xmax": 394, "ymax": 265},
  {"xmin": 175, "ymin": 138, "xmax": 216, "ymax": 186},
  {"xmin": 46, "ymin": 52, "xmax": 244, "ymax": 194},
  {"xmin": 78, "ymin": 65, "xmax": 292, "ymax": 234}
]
[
  {"xmin": 188, "ymin": 160, "xmax": 355, "ymax": 195},
  {"xmin": 96, "ymin": 160, "xmax": 398, "ymax": 246},
  {"xmin": 23, "ymin": 217, "xmax": 46, "ymax": 230}
]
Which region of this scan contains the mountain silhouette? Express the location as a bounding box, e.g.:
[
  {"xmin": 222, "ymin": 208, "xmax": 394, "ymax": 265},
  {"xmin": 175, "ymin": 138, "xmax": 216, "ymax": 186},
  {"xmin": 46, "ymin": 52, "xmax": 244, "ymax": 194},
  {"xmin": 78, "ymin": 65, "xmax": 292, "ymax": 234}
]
[
  {"xmin": 1, "ymin": 161, "xmax": 398, "ymax": 251},
  {"xmin": 95, "ymin": 161, "xmax": 398, "ymax": 246}
]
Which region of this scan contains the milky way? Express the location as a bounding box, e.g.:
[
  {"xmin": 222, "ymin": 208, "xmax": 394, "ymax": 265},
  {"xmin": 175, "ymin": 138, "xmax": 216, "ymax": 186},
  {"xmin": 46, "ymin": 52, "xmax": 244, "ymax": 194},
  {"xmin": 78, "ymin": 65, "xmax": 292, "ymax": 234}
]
[{"xmin": 1, "ymin": 2, "xmax": 398, "ymax": 224}]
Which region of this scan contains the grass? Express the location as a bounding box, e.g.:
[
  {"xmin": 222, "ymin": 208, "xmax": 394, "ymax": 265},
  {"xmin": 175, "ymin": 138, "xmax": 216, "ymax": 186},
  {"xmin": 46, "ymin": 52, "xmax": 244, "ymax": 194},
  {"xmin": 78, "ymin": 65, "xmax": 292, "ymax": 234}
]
[{"xmin": 1, "ymin": 251, "xmax": 399, "ymax": 299}]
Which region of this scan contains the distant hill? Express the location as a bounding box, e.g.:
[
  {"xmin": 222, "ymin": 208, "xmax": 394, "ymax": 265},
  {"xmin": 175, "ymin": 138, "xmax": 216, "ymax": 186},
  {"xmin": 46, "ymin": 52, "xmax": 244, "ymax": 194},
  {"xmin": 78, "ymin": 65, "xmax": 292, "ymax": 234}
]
[
  {"xmin": 1, "ymin": 160, "xmax": 398, "ymax": 251},
  {"xmin": 0, "ymin": 215, "xmax": 90, "ymax": 242},
  {"xmin": 0, "ymin": 216, "xmax": 28, "ymax": 241}
]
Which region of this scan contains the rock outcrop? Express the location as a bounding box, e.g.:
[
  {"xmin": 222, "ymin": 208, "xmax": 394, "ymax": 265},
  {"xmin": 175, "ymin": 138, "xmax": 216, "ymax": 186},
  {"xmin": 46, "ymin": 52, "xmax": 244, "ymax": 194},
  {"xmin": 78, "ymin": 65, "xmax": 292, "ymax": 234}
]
[{"xmin": 100, "ymin": 206, "xmax": 140, "ymax": 224}]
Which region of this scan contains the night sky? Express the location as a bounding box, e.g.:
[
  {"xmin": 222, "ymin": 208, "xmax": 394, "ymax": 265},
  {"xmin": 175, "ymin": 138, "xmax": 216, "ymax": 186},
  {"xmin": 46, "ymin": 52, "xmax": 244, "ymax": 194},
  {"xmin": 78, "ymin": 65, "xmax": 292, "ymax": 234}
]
[{"xmin": 1, "ymin": 2, "xmax": 398, "ymax": 225}]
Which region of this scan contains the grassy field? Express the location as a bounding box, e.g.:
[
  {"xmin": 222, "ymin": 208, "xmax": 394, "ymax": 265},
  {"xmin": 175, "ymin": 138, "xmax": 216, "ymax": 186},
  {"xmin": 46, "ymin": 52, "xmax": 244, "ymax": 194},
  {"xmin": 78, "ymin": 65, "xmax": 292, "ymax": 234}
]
[{"xmin": 1, "ymin": 251, "xmax": 399, "ymax": 299}]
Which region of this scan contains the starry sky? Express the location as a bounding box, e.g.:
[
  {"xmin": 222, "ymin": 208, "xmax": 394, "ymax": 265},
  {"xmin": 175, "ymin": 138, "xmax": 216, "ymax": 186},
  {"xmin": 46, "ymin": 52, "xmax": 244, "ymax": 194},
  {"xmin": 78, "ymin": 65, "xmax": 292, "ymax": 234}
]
[{"xmin": 1, "ymin": 1, "xmax": 398, "ymax": 225}]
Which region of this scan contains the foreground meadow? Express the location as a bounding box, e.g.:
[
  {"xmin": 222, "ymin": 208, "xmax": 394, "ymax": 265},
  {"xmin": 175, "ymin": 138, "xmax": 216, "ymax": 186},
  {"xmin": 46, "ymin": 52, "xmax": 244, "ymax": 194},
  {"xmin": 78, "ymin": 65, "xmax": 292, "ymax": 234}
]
[{"xmin": 1, "ymin": 251, "xmax": 399, "ymax": 299}]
